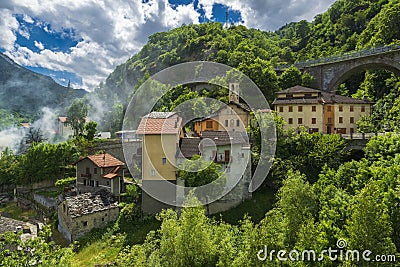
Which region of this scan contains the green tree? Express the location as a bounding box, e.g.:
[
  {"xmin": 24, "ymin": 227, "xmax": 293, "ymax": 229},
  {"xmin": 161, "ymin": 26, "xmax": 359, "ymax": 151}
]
[
  {"xmin": 84, "ymin": 121, "xmax": 97, "ymax": 141},
  {"xmin": 0, "ymin": 148, "xmax": 18, "ymax": 186},
  {"xmin": 0, "ymin": 226, "xmax": 73, "ymax": 266},
  {"xmin": 345, "ymin": 180, "xmax": 396, "ymax": 265},
  {"xmin": 55, "ymin": 176, "xmax": 76, "ymax": 194},
  {"xmin": 279, "ymin": 66, "xmax": 303, "ymax": 89},
  {"xmin": 276, "ymin": 170, "xmax": 318, "ymax": 246},
  {"xmin": 179, "ymin": 155, "xmax": 224, "ymax": 187},
  {"xmin": 66, "ymin": 98, "xmax": 88, "ymax": 136}
]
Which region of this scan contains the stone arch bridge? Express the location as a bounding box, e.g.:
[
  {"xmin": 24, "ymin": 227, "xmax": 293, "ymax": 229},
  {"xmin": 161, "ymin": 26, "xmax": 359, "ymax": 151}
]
[{"xmin": 276, "ymin": 45, "xmax": 400, "ymax": 92}]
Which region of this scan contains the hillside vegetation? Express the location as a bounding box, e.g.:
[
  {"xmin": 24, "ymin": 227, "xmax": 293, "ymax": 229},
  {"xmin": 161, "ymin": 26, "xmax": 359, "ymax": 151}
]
[
  {"xmin": 2, "ymin": 0, "xmax": 400, "ymax": 266},
  {"xmin": 0, "ymin": 53, "xmax": 86, "ymax": 125},
  {"xmin": 95, "ymin": 0, "xmax": 400, "ymax": 133}
]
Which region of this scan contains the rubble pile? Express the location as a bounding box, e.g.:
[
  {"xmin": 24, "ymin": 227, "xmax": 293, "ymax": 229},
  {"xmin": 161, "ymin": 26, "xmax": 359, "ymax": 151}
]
[{"xmin": 65, "ymin": 189, "xmax": 118, "ymax": 218}]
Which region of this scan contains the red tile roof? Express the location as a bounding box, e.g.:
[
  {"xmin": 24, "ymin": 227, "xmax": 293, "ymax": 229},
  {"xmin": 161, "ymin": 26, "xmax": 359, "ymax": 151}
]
[
  {"xmin": 20, "ymin": 123, "xmax": 31, "ymax": 128},
  {"xmin": 59, "ymin": 116, "xmax": 68, "ymax": 123},
  {"xmin": 77, "ymin": 153, "xmax": 125, "ymax": 168},
  {"xmin": 103, "ymin": 173, "xmax": 118, "ymax": 179},
  {"xmin": 136, "ymin": 114, "xmax": 182, "ymax": 135}
]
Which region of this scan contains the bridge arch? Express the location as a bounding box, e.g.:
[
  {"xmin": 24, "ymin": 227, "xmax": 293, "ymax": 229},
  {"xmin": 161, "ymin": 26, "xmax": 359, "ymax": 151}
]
[{"xmin": 328, "ymin": 60, "xmax": 400, "ymax": 93}]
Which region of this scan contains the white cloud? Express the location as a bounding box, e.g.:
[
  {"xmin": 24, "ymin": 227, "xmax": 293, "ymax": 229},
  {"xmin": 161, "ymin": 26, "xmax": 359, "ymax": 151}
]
[
  {"xmin": 198, "ymin": 0, "xmax": 336, "ymax": 30},
  {"xmin": 34, "ymin": 40, "xmax": 44, "ymax": 50},
  {"xmin": 0, "ymin": 0, "xmax": 335, "ymax": 90},
  {"xmin": 0, "ymin": 9, "xmax": 19, "ymax": 50}
]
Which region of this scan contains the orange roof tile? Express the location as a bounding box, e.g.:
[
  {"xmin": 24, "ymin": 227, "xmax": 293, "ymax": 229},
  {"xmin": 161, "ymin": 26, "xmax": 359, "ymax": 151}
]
[
  {"xmin": 103, "ymin": 173, "xmax": 119, "ymax": 179},
  {"xmin": 136, "ymin": 115, "xmax": 182, "ymax": 135},
  {"xmin": 59, "ymin": 116, "xmax": 68, "ymax": 123},
  {"xmin": 81, "ymin": 153, "xmax": 125, "ymax": 168}
]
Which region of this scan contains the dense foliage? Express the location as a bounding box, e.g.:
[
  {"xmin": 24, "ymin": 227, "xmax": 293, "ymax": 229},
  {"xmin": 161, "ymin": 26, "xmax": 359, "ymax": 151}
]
[{"xmin": 1, "ymin": 0, "xmax": 400, "ymax": 266}]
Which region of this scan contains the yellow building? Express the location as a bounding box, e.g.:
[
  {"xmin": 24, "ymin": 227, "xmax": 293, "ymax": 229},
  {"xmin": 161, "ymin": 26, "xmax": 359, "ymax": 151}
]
[
  {"xmin": 136, "ymin": 112, "xmax": 183, "ymax": 213},
  {"xmin": 194, "ymin": 83, "xmax": 251, "ymax": 135},
  {"xmin": 273, "ymin": 86, "xmax": 373, "ymax": 134}
]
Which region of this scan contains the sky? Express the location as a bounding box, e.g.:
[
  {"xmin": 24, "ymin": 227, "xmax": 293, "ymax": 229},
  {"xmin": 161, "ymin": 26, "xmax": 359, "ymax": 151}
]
[{"xmin": 0, "ymin": 0, "xmax": 336, "ymax": 91}]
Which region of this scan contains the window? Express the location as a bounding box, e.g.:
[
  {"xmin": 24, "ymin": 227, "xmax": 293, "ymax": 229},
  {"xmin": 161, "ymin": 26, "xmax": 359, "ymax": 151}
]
[
  {"xmin": 106, "ymin": 181, "xmax": 110, "ymax": 186},
  {"xmin": 90, "ymin": 180, "xmax": 94, "ymax": 187},
  {"xmin": 350, "ymin": 128, "xmax": 355, "ymax": 134},
  {"xmin": 339, "ymin": 105, "xmax": 343, "ymax": 112},
  {"xmin": 327, "ymin": 105, "xmax": 332, "ymax": 112},
  {"xmin": 230, "ymin": 119, "xmax": 234, "ymax": 127},
  {"xmin": 289, "ymin": 106, "xmax": 293, "ymax": 112},
  {"xmin": 288, "ymin": 118, "xmax": 293, "ymax": 124},
  {"xmin": 339, "ymin": 117, "xmax": 343, "ymax": 123},
  {"xmin": 350, "ymin": 106, "xmax": 354, "ymax": 112},
  {"xmin": 279, "ymin": 106, "xmax": 283, "ymax": 112},
  {"xmin": 225, "ymin": 120, "xmax": 228, "ymax": 127},
  {"xmin": 304, "ymin": 93, "xmax": 312, "ymax": 98},
  {"xmin": 350, "ymin": 117, "xmax": 355, "ymax": 123},
  {"xmin": 286, "ymin": 94, "xmax": 293, "ymax": 98},
  {"xmin": 298, "ymin": 106, "xmax": 303, "ymax": 112},
  {"xmin": 236, "ymin": 119, "xmax": 240, "ymax": 127},
  {"xmin": 150, "ymin": 169, "xmax": 156, "ymax": 176},
  {"xmin": 102, "ymin": 218, "xmax": 105, "ymax": 222},
  {"xmin": 95, "ymin": 181, "xmax": 99, "ymax": 187},
  {"xmin": 94, "ymin": 168, "xmax": 97, "ymax": 174},
  {"xmin": 162, "ymin": 157, "xmax": 167, "ymax": 165},
  {"xmin": 312, "ymin": 106, "xmax": 316, "ymax": 112},
  {"xmin": 83, "ymin": 180, "xmax": 87, "ymax": 186},
  {"xmin": 298, "ymin": 118, "xmax": 303, "ymax": 124},
  {"xmin": 83, "ymin": 221, "xmax": 88, "ymax": 226},
  {"xmin": 206, "ymin": 121, "xmax": 213, "ymax": 128},
  {"xmin": 312, "ymin": 118, "xmax": 316, "ymax": 124},
  {"xmin": 361, "ymin": 106, "xmax": 365, "ymax": 112},
  {"xmin": 241, "ymin": 153, "xmax": 245, "ymax": 158},
  {"xmin": 86, "ymin": 167, "xmax": 90, "ymax": 174},
  {"xmin": 327, "ymin": 117, "xmax": 333, "ymax": 124},
  {"xmin": 63, "ymin": 204, "xmax": 66, "ymax": 213}
]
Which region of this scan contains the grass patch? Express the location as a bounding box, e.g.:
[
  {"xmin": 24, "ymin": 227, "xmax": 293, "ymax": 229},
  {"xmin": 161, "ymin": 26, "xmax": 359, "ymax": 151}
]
[
  {"xmin": 119, "ymin": 216, "xmax": 161, "ymax": 245},
  {"xmin": 71, "ymin": 217, "xmax": 160, "ymax": 266},
  {"xmin": 0, "ymin": 201, "xmax": 37, "ymax": 221},
  {"xmin": 213, "ymin": 186, "xmax": 277, "ymax": 224},
  {"xmin": 71, "ymin": 233, "xmax": 124, "ymax": 267}
]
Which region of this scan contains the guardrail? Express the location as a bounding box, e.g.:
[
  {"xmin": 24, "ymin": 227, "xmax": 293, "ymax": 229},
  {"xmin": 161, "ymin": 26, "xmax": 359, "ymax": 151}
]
[{"xmin": 276, "ymin": 44, "xmax": 400, "ymax": 71}]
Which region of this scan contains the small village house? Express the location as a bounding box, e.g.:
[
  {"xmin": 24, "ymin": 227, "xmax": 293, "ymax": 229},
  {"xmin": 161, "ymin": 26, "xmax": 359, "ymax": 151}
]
[
  {"xmin": 57, "ymin": 117, "xmax": 74, "ymax": 138},
  {"xmin": 273, "ymin": 86, "xmax": 373, "ymax": 134},
  {"xmin": 194, "ymin": 83, "xmax": 251, "ymax": 135},
  {"xmin": 75, "ymin": 153, "xmax": 125, "ymax": 196}
]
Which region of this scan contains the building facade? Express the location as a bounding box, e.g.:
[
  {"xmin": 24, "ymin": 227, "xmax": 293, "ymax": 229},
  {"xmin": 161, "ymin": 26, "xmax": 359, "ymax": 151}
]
[
  {"xmin": 58, "ymin": 117, "xmax": 74, "ymax": 138},
  {"xmin": 176, "ymin": 131, "xmax": 252, "ymax": 213},
  {"xmin": 136, "ymin": 112, "xmax": 183, "ymax": 214},
  {"xmin": 75, "ymin": 153, "xmax": 125, "ymax": 196},
  {"xmin": 194, "ymin": 83, "xmax": 251, "ymax": 136},
  {"xmin": 273, "ymin": 86, "xmax": 373, "ymax": 134}
]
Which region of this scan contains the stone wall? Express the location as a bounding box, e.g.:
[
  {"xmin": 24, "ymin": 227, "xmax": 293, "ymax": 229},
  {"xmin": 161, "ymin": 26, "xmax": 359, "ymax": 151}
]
[{"xmin": 33, "ymin": 194, "xmax": 57, "ymax": 209}]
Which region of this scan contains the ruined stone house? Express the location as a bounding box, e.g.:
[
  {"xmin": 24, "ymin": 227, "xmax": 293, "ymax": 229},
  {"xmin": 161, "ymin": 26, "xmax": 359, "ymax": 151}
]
[{"xmin": 57, "ymin": 189, "xmax": 119, "ymax": 243}]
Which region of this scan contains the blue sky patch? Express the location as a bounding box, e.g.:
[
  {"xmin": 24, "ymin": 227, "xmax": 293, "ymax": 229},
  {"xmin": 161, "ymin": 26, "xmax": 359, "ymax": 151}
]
[
  {"xmin": 14, "ymin": 14, "xmax": 82, "ymax": 53},
  {"xmin": 25, "ymin": 66, "xmax": 83, "ymax": 88},
  {"xmin": 211, "ymin": 3, "xmax": 243, "ymax": 24}
]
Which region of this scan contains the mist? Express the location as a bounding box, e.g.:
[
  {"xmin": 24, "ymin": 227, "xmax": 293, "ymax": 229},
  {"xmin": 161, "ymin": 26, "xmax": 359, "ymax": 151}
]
[{"xmin": 0, "ymin": 107, "xmax": 63, "ymax": 153}]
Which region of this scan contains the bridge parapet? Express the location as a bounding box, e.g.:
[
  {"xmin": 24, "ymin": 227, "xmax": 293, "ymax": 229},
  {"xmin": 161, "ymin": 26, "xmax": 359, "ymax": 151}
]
[{"xmin": 276, "ymin": 44, "xmax": 400, "ymax": 71}]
